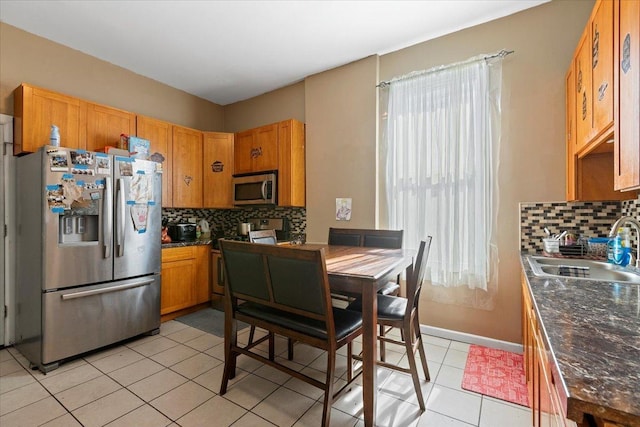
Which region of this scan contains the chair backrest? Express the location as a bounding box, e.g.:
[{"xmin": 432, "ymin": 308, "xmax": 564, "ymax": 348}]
[
  {"xmin": 328, "ymin": 227, "xmax": 403, "ymax": 249},
  {"xmin": 406, "ymin": 237, "xmax": 433, "ymax": 316},
  {"xmin": 219, "ymin": 239, "xmax": 335, "ymax": 332},
  {"xmin": 328, "ymin": 228, "xmax": 362, "ymax": 246},
  {"xmin": 362, "ymin": 229, "xmax": 403, "ymax": 249},
  {"xmin": 248, "ymin": 229, "xmax": 277, "ymax": 245}
]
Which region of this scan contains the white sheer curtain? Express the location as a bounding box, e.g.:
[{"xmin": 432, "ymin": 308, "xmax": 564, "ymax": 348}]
[{"xmin": 384, "ymin": 54, "xmax": 503, "ymax": 293}]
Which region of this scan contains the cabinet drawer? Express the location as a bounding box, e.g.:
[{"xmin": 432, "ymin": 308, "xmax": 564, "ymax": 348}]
[{"xmin": 162, "ymin": 246, "xmax": 195, "ymax": 262}]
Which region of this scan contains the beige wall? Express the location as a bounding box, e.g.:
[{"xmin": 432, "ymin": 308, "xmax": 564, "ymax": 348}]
[
  {"xmin": 377, "ymin": 0, "xmax": 594, "ymax": 343},
  {"xmin": 1, "ymin": 0, "xmax": 596, "ymax": 344},
  {"xmin": 0, "ymin": 23, "xmax": 224, "ymax": 131},
  {"xmin": 228, "ymin": 0, "xmax": 594, "ymax": 343},
  {"xmin": 305, "ymin": 56, "xmax": 379, "ymax": 242},
  {"xmin": 223, "ymin": 81, "xmax": 305, "ymax": 132}
]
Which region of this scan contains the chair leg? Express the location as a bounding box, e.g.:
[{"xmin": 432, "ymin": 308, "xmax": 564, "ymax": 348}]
[
  {"xmin": 322, "ymin": 348, "xmax": 336, "ymax": 427},
  {"xmin": 347, "ymin": 342, "xmax": 353, "ymax": 382},
  {"xmin": 404, "ymin": 324, "xmax": 426, "ymax": 411},
  {"xmin": 248, "ymin": 326, "xmax": 256, "ymax": 345},
  {"xmin": 268, "ymin": 333, "xmax": 275, "ymax": 361},
  {"xmin": 287, "ymin": 338, "xmax": 294, "ymax": 361},
  {"xmin": 379, "ymin": 324, "xmax": 386, "ymax": 362},
  {"xmin": 221, "ymin": 319, "xmax": 238, "ymax": 394},
  {"xmin": 414, "ymin": 316, "xmax": 430, "ymax": 381}
]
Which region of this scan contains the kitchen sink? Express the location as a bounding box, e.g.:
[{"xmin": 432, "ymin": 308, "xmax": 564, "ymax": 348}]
[{"xmin": 527, "ymin": 256, "xmax": 640, "ymax": 284}]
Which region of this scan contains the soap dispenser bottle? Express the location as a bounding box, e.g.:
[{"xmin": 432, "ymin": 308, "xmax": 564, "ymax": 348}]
[{"xmin": 610, "ymin": 227, "xmax": 631, "ymax": 266}]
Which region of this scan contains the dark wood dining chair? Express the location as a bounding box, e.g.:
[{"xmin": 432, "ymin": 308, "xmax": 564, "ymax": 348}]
[
  {"xmin": 219, "ymin": 240, "xmax": 363, "ymax": 427},
  {"xmin": 246, "ymin": 229, "xmax": 294, "ymax": 359},
  {"xmin": 328, "ymin": 227, "xmax": 363, "ymax": 246},
  {"xmin": 328, "ymin": 227, "xmax": 404, "ymax": 296},
  {"xmin": 347, "ymin": 237, "xmax": 433, "ymax": 411},
  {"xmin": 248, "ymin": 229, "xmax": 277, "ymax": 245}
]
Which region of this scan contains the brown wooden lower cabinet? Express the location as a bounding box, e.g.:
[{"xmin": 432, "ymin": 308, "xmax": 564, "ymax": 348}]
[
  {"xmin": 522, "ymin": 274, "xmax": 577, "ymax": 427},
  {"xmin": 161, "ymin": 245, "xmax": 210, "ymax": 317}
]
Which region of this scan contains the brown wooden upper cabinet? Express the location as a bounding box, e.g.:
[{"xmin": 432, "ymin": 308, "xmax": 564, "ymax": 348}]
[
  {"xmin": 566, "ymin": 0, "xmax": 638, "ymax": 200},
  {"xmin": 13, "ymin": 83, "xmax": 136, "ymax": 155},
  {"xmin": 13, "ymin": 84, "xmax": 86, "ymax": 155},
  {"xmin": 575, "ymin": 0, "xmax": 614, "ymax": 154},
  {"xmin": 85, "ymin": 103, "xmax": 136, "ymax": 152},
  {"xmin": 234, "ymin": 119, "xmax": 306, "ymax": 207},
  {"xmin": 137, "ymin": 115, "xmax": 173, "ymax": 207},
  {"xmin": 234, "ymin": 122, "xmax": 279, "ymax": 174},
  {"xmin": 203, "ymin": 132, "xmax": 234, "ymax": 208},
  {"xmin": 277, "ymin": 119, "xmax": 306, "ymax": 207},
  {"xmin": 172, "ymin": 125, "xmax": 203, "ymax": 208},
  {"xmin": 614, "ymin": 0, "xmax": 640, "ymax": 191}
]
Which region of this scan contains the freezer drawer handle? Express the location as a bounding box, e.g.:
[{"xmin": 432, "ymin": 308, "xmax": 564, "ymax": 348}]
[{"xmin": 61, "ymin": 278, "xmax": 155, "ymax": 300}]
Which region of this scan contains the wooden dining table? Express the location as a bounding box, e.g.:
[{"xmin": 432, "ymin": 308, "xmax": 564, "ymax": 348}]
[{"xmin": 300, "ymin": 244, "xmax": 415, "ymax": 427}]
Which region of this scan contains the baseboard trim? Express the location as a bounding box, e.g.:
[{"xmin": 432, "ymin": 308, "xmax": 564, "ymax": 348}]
[{"xmin": 420, "ymin": 324, "xmax": 523, "ymax": 354}]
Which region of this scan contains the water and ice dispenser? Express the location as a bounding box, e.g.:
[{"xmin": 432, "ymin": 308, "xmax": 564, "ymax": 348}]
[{"xmin": 59, "ymin": 214, "xmax": 98, "ymax": 244}]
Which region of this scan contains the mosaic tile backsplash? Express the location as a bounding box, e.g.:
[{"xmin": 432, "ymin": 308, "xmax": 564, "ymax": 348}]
[
  {"xmin": 520, "ymin": 196, "xmax": 639, "ymax": 254},
  {"xmin": 163, "ymin": 206, "xmax": 306, "ymax": 238}
]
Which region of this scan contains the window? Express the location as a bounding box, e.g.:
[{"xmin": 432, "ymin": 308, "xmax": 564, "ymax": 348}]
[{"xmin": 382, "ymin": 53, "xmax": 505, "ymax": 300}]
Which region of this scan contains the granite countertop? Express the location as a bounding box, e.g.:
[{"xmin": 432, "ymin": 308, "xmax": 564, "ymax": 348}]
[
  {"xmin": 520, "ymin": 254, "xmax": 640, "ymax": 426},
  {"xmin": 161, "ymin": 239, "xmax": 212, "ymax": 249}
]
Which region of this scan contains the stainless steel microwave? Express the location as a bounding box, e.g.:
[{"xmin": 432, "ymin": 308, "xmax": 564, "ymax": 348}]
[{"xmin": 233, "ymin": 172, "xmax": 277, "ymax": 206}]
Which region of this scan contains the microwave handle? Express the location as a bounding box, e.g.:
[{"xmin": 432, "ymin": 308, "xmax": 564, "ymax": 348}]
[{"xmin": 261, "ymin": 180, "xmax": 268, "ymax": 200}]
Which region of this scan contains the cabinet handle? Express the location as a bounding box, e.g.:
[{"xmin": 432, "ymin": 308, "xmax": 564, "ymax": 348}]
[
  {"xmin": 622, "ymin": 33, "xmax": 631, "ymax": 74},
  {"xmin": 592, "ymin": 24, "xmax": 599, "ymax": 69},
  {"xmin": 597, "ymin": 81, "xmax": 608, "ymax": 101},
  {"xmin": 217, "ymin": 256, "xmax": 225, "ymax": 286},
  {"xmin": 250, "ymin": 147, "xmax": 262, "ymax": 159},
  {"xmin": 582, "ymin": 92, "xmax": 587, "ymax": 120}
]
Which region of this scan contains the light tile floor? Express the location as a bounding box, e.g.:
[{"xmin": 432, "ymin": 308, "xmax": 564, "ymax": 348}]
[{"xmin": 0, "ymin": 319, "xmax": 532, "ymax": 427}]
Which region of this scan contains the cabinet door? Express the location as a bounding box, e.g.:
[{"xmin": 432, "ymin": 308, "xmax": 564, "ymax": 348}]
[
  {"xmin": 522, "ymin": 276, "xmax": 539, "ymax": 427},
  {"xmin": 203, "ymin": 132, "xmax": 234, "ymax": 208},
  {"xmin": 14, "ymin": 84, "xmax": 86, "ymax": 155},
  {"xmin": 194, "ymin": 246, "xmax": 210, "ymax": 305},
  {"xmin": 234, "ymin": 123, "xmax": 278, "ymax": 174},
  {"xmin": 137, "ymin": 116, "xmax": 173, "ymax": 207},
  {"xmin": 614, "ymin": 0, "xmax": 640, "ymax": 191},
  {"xmin": 566, "ymin": 66, "xmax": 577, "ymax": 202},
  {"xmin": 576, "ymin": 29, "xmax": 593, "ymax": 150},
  {"xmin": 253, "ymin": 123, "xmax": 279, "ymax": 172},
  {"xmin": 591, "ymin": 0, "xmax": 615, "ymax": 139},
  {"xmin": 86, "ymin": 103, "xmax": 136, "ymax": 152},
  {"xmin": 234, "ymin": 130, "xmax": 255, "ymax": 174},
  {"xmin": 278, "ymin": 119, "xmax": 306, "ymax": 207},
  {"xmin": 161, "ymin": 248, "xmax": 196, "ymax": 315},
  {"xmin": 172, "ymin": 125, "xmax": 203, "ymax": 208}
]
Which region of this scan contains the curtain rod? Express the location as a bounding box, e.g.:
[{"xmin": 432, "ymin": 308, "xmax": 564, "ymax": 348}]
[{"xmin": 377, "ymin": 49, "xmax": 514, "ymax": 88}]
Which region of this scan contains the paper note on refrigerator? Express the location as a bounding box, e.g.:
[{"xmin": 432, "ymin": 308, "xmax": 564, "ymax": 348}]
[
  {"xmin": 129, "ymin": 172, "xmax": 153, "ymax": 204},
  {"xmin": 130, "ymin": 204, "xmax": 148, "ymax": 233}
]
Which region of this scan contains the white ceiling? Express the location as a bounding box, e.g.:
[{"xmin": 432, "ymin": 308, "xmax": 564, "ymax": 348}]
[{"xmin": 0, "ymin": 0, "xmax": 548, "ymax": 106}]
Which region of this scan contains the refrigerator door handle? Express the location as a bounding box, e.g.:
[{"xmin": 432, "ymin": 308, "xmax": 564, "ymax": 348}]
[
  {"xmin": 61, "ymin": 278, "xmax": 155, "ymax": 300},
  {"xmin": 103, "ymin": 177, "xmax": 113, "ymax": 258},
  {"xmin": 116, "ymin": 178, "xmax": 126, "ymax": 257}
]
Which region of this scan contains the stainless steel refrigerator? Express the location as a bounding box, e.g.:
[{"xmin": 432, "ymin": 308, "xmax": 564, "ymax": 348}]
[{"xmin": 15, "ymin": 146, "xmax": 162, "ymax": 373}]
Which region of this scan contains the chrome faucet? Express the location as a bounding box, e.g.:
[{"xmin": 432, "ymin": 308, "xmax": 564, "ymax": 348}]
[{"xmin": 608, "ymin": 216, "xmax": 640, "ymax": 268}]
